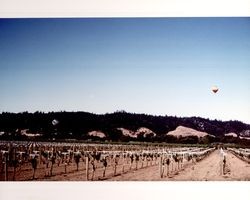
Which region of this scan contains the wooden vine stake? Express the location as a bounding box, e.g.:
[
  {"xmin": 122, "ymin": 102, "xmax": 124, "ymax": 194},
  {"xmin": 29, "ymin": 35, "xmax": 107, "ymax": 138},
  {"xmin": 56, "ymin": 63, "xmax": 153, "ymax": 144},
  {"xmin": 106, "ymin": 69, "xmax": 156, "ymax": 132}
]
[
  {"xmin": 63, "ymin": 162, "xmax": 66, "ymax": 174},
  {"xmin": 64, "ymin": 156, "xmax": 67, "ymax": 174},
  {"xmin": 181, "ymin": 154, "xmax": 184, "ymax": 169},
  {"xmin": 13, "ymin": 148, "xmax": 17, "ymax": 181},
  {"xmin": 85, "ymin": 156, "xmax": 89, "ymax": 181},
  {"xmin": 114, "ymin": 162, "xmax": 117, "ymax": 176},
  {"xmin": 222, "ymin": 155, "xmax": 226, "ymax": 175},
  {"xmin": 102, "ymin": 158, "xmax": 107, "ymax": 177},
  {"xmin": 141, "ymin": 157, "xmax": 144, "ymax": 169},
  {"xmin": 31, "ymin": 156, "xmax": 38, "ymax": 180},
  {"xmin": 114, "ymin": 155, "xmax": 119, "ymax": 176},
  {"xmin": 91, "ymin": 159, "xmax": 95, "ymax": 180},
  {"xmin": 129, "ymin": 156, "xmax": 133, "ymax": 170},
  {"xmin": 74, "ymin": 153, "xmax": 81, "ymax": 171},
  {"xmin": 135, "ymin": 155, "xmax": 139, "ymax": 170},
  {"xmin": 159, "ymin": 156, "xmax": 163, "ymax": 178},
  {"xmin": 171, "ymin": 158, "xmax": 174, "ymax": 172},
  {"xmin": 122, "ymin": 155, "xmax": 125, "ymax": 174},
  {"xmin": 4, "ymin": 154, "xmax": 8, "ymax": 181},
  {"xmin": 50, "ymin": 155, "xmax": 56, "ymax": 176},
  {"xmin": 166, "ymin": 158, "xmax": 170, "ymax": 176},
  {"xmin": 39, "ymin": 147, "xmax": 42, "ymax": 164}
]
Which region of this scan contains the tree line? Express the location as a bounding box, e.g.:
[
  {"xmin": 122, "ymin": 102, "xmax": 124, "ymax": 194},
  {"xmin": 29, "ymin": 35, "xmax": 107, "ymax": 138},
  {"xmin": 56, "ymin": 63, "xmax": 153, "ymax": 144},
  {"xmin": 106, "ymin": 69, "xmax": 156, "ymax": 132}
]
[{"xmin": 0, "ymin": 111, "xmax": 249, "ymax": 145}]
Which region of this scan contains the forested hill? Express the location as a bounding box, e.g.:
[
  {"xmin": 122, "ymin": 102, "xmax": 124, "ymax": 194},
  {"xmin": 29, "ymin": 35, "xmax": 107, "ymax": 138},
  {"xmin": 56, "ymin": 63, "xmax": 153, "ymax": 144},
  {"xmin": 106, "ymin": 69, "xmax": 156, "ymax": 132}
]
[{"xmin": 0, "ymin": 111, "xmax": 249, "ymax": 143}]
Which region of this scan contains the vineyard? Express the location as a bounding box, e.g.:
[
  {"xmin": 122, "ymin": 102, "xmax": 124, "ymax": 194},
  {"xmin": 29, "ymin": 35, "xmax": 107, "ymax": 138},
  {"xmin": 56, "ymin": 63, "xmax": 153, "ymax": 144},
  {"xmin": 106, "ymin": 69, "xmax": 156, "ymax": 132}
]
[
  {"xmin": 228, "ymin": 148, "xmax": 250, "ymax": 163},
  {"xmin": 0, "ymin": 141, "xmax": 218, "ymax": 181}
]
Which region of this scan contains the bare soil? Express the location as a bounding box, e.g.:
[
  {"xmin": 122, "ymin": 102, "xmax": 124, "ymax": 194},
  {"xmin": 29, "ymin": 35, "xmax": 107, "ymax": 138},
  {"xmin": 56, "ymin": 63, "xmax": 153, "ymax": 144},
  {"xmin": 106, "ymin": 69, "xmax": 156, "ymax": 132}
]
[
  {"xmin": 108, "ymin": 150, "xmax": 250, "ymax": 181},
  {"xmin": 1, "ymin": 150, "xmax": 249, "ymax": 181}
]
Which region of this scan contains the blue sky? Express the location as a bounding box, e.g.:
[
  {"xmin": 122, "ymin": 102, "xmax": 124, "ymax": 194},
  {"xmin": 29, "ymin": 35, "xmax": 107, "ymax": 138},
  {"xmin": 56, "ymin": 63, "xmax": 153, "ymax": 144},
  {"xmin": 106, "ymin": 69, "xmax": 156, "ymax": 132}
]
[{"xmin": 0, "ymin": 18, "xmax": 249, "ymax": 123}]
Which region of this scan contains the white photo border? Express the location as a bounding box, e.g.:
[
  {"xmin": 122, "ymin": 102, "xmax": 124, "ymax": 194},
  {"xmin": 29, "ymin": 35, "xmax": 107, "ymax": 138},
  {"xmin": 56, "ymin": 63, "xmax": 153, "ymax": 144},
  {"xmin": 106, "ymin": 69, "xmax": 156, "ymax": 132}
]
[{"xmin": 0, "ymin": 0, "xmax": 249, "ymax": 200}]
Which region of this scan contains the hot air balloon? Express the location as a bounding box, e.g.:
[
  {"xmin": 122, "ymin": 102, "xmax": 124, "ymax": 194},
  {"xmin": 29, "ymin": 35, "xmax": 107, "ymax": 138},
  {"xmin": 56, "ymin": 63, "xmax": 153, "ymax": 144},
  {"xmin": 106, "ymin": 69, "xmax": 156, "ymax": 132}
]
[
  {"xmin": 52, "ymin": 119, "xmax": 59, "ymax": 126},
  {"xmin": 211, "ymin": 86, "xmax": 219, "ymax": 93}
]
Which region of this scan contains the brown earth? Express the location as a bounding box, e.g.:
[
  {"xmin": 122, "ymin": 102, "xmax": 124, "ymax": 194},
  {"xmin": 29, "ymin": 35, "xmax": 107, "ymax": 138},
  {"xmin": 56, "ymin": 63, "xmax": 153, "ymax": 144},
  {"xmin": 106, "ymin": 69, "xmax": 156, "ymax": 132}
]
[
  {"xmin": 1, "ymin": 150, "xmax": 249, "ymax": 181},
  {"xmin": 108, "ymin": 150, "xmax": 250, "ymax": 181}
]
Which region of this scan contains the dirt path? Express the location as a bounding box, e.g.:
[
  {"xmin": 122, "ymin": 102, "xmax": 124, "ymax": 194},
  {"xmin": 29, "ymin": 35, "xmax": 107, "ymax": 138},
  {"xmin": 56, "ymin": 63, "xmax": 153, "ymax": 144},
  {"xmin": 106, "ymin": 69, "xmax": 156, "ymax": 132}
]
[
  {"xmin": 224, "ymin": 151, "xmax": 250, "ymax": 181},
  {"xmin": 107, "ymin": 150, "xmax": 250, "ymax": 181},
  {"xmin": 171, "ymin": 150, "xmax": 224, "ymax": 181}
]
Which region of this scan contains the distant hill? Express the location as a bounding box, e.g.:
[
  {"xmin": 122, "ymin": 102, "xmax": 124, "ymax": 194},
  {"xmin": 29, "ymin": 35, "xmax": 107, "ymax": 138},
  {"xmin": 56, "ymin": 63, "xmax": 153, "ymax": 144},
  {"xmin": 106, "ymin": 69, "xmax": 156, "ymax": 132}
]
[
  {"xmin": 117, "ymin": 127, "xmax": 156, "ymax": 139},
  {"xmin": 224, "ymin": 133, "xmax": 238, "ymax": 138},
  {"xmin": 167, "ymin": 126, "xmax": 213, "ymax": 138},
  {"xmin": 0, "ymin": 111, "xmax": 249, "ymax": 145}
]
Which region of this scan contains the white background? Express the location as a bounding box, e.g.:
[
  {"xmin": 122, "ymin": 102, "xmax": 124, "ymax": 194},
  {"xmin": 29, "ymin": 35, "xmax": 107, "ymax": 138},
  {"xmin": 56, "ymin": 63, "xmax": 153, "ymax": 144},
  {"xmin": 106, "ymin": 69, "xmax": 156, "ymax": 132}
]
[
  {"xmin": 0, "ymin": 0, "xmax": 249, "ymax": 199},
  {"xmin": 0, "ymin": 0, "xmax": 250, "ymax": 17}
]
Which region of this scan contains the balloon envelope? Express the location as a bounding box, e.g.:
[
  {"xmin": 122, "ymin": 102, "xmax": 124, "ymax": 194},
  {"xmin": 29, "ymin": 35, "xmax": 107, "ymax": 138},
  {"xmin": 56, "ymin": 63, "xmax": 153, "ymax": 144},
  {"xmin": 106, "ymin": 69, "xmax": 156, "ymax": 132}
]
[
  {"xmin": 52, "ymin": 119, "xmax": 59, "ymax": 126},
  {"xmin": 211, "ymin": 86, "xmax": 219, "ymax": 93}
]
